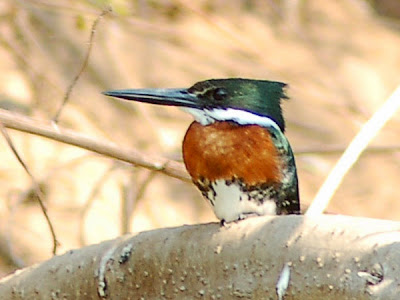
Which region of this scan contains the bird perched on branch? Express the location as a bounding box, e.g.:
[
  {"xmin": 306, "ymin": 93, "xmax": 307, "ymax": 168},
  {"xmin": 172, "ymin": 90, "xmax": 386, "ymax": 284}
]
[{"xmin": 104, "ymin": 78, "xmax": 300, "ymax": 223}]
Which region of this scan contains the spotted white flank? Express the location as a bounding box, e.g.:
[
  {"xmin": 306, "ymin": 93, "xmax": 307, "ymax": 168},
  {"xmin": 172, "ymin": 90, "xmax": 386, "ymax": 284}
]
[{"xmin": 209, "ymin": 179, "xmax": 277, "ymax": 222}]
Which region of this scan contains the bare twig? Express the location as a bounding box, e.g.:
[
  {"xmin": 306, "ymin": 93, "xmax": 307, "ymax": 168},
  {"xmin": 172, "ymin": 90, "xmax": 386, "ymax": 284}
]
[
  {"xmin": 52, "ymin": 7, "xmax": 111, "ymax": 123},
  {"xmin": 306, "ymin": 85, "xmax": 400, "ymax": 216},
  {"xmin": 0, "ymin": 123, "xmax": 59, "ymax": 255},
  {"xmin": 0, "ymin": 109, "xmax": 190, "ymax": 182}
]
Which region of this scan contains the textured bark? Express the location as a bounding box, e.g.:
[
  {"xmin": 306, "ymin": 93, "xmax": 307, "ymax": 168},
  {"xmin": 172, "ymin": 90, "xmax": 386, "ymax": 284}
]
[{"xmin": 1, "ymin": 215, "xmax": 399, "ymax": 299}]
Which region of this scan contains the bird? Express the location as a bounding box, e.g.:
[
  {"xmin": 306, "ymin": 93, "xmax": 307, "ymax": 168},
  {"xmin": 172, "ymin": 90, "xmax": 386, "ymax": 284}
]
[{"xmin": 103, "ymin": 78, "xmax": 300, "ymax": 223}]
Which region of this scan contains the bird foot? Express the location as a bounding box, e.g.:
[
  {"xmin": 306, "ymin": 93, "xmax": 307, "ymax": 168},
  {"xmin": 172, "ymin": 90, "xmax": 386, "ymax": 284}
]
[
  {"xmin": 220, "ymin": 219, "xmax": 228, "ymax": 227},
  {"xmin": 238, "ymin": 212, "xmax": 260, "ymax": 220},
  {"xmin": 219, "ymin": 212, "xmax": 261, "ymax": 228}
]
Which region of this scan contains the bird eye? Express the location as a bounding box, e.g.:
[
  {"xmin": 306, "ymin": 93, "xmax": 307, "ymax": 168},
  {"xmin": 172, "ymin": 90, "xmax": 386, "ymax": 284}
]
[{"xmin": 213, "ymin": 88, "xmax": 227, "ymax": 101}]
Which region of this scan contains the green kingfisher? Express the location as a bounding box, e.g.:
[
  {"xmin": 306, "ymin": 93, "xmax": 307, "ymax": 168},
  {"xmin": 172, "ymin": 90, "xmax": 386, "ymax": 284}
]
[{"xmin": 103, "ymin": 78, "xmax": 300, "ymax": 223}]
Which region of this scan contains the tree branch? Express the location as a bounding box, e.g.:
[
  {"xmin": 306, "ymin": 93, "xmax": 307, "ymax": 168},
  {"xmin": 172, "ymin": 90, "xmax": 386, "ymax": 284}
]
[
  {"xmin": 0, "ymin": 123, "xmax": 59, "ymax": 255},
  {"xmin": 52, "ymin": 7, "xmax": 111, "ymax": 123},
  {"xmin": 307, "ymin": 85, "xmax": 400, "ymax": 216},
  {"xmin": 0, "ymin": 215, "xmax": 398, "ymax": 299},
  {"xmin": 0, "ymin": 108, "xmax": 190, "ymax": 182}
]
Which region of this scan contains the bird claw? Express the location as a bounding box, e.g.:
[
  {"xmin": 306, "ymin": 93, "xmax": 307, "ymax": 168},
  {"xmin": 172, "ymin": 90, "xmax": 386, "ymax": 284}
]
[
  {"xmin": 238, "ymin": 212, "xmax": 260, "ymax": 220},
  {"xmin": 219, "ymin": 212, "xmax": 260, "ymax": 228}
]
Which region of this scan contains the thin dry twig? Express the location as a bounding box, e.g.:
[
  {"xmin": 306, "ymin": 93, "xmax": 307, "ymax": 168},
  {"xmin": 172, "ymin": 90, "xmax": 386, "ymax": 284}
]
[
  {"xmin": 52, "ymin": 7, "xmax": 112, "ymax": 123},
  {"xmin": 306, "ymin": 85, "xmax": 400, "ymax": 216},
  {"xmin": 0, "ymin": 123, "xmax": 59, "ymax": 255},
  {"xmin": 0, "ymin": 108, "xmax": 190, "ymax": 182}
]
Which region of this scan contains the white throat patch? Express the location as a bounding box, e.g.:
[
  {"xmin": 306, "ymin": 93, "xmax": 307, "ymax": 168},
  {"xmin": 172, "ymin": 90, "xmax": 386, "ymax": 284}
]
[{"xmin": 181, "ymin": 107, "xmax": 280, "ymax": 130}]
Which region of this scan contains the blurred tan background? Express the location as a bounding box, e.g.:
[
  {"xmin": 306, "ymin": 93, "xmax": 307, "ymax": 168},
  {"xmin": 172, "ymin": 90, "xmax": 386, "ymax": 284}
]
[{"xmin": 1, "ymin": 0, "xmax": 400, "ymax": 276}]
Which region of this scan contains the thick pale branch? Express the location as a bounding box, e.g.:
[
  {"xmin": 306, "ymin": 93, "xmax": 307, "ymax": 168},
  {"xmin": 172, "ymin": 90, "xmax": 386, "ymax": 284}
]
[
  {"xmin": 0, "ymin": 108, "xmax": 190, "ymax": 182},
  {"xmin": 1, "ymin": 215, "xmax": 399, "ymax": 299}
]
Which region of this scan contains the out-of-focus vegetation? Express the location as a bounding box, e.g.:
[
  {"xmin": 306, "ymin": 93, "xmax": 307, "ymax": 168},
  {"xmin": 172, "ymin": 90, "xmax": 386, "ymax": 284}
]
[{"xmin": 0, "ymin": 0, "xmax": 400, "ymax": 276}]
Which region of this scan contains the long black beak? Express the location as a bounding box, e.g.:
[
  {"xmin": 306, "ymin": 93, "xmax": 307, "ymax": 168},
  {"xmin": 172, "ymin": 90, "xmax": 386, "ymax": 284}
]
[{"xmin": 102, "ymin": 88, "xmax": 199, "ymax": 108}]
